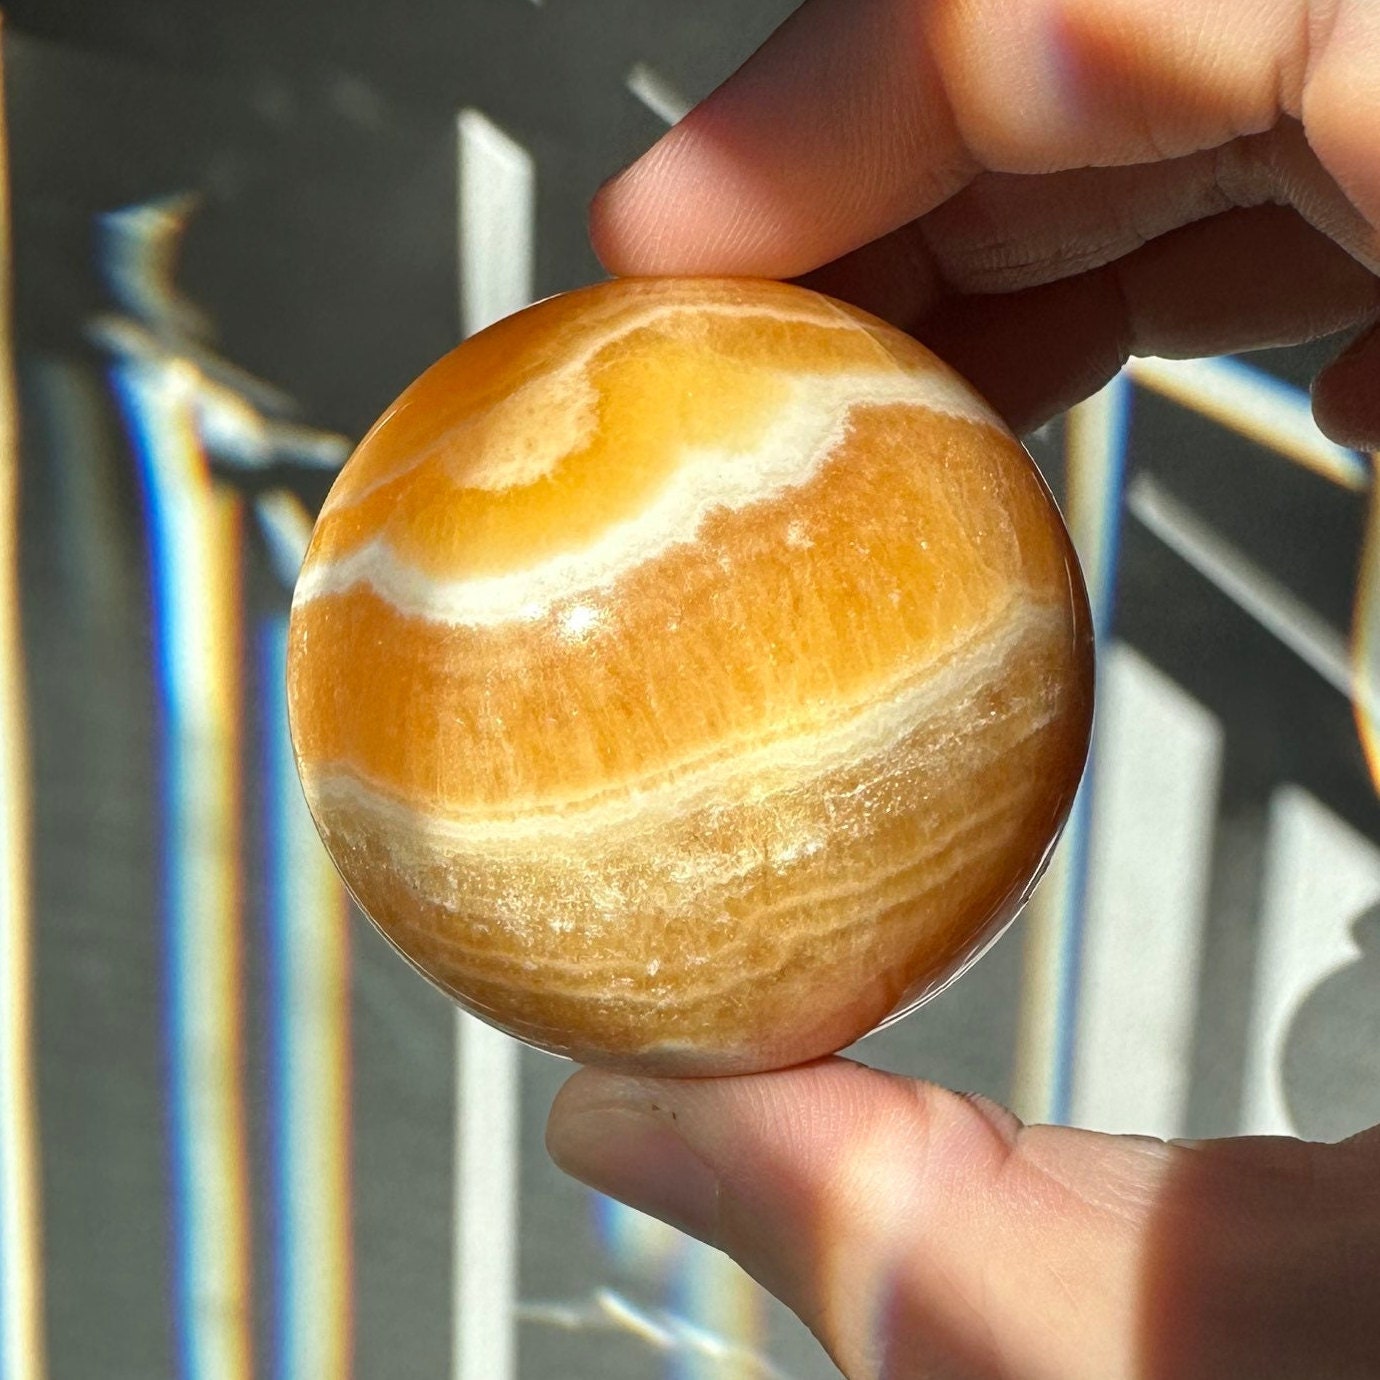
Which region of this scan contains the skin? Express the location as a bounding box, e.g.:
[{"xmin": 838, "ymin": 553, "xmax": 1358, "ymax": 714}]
[{"xmin": 545, "ymin": 2, "xmax": 1380, "ymax": 1377}]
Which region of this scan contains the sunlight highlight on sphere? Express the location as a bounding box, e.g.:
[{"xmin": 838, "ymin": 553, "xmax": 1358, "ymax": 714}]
[{"xmin": 286, "ymin": 277, "xmax": 1094, "ymax": 1075}]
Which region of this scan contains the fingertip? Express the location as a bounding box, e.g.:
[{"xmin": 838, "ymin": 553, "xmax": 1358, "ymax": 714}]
[
  {"xmin": 587, "ymin": 141, "xmax": 672, "ymax": 277},
  {"xmin": 585, "ymin": 0, "xmax": 979, "ymax": 280},
  {"xmin": 546, "ymin": 1061, "xmax": 621, "ymax": 1125},
  {"xmin": 586, "ymin": 174, "xmax": 626, "ymax": 278},
  {"xmin": 544, "ymin": 1062, "xmax": 609, "ymax": 1140},
  {"xmin": 587, "ymin": 127, "xmax": 726, "ymax": 277},
  {"xmin": 544, "ymin": 1065, "xmax": 663, "ymax": 1163},
  {"xmin": 588, "ymin": 115, "xmax": 830, "ymax": 279},
  {"xmin": 1312, "ymin": 319, "xmax": 1380, "ymax": 452},
  {"xmin": 545, "ymin": 1071, "xmax": 723, "ymax": 1242}
]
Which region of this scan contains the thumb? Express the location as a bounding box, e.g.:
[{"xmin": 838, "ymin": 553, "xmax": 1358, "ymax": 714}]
[{"xmin": 547, "ymin": 1058, "xmax": 1380, "ymax": 1380}]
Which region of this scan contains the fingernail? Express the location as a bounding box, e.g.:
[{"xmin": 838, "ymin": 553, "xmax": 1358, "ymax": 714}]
[{"xmin": 549, "ymin": 1102, "xmax": 719, "ymax": 1242}]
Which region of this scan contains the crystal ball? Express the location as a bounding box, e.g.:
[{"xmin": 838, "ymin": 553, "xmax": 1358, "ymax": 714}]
[{"xmin": 287, "ymin": 277, "xmax": 1093, "ymax": 1075}]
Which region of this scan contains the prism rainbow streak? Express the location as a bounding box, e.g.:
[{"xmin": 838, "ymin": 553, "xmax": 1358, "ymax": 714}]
[
  {"xmin": 1013, "ymin": 373, "xmax": 1130, "ymax": 1125},
  {"xmin": 1018, "ymin": 353, "xmax": 1374, "ymax": 1129},
  {"xmin": 1351, "ymin": 455, "xmax": 1380, "ymax": 793},
  {"xmin": 114, "ymin": 360, "xmax": 253, "ymax": 1380},
  {"xmin": 1126, "ymin": 356, "xmax": 1369, "ymax": 491},
  {"xmin": 669, "ymin": 1243, "xmax": 768, "ymax": 1380},
  {"xmin": 0, "ymin": 28, "xmax": 46, "ymax": 1374},
  {"xmin": 260, "ymin": 614, "xmax": 354, "ymax": 1380}
]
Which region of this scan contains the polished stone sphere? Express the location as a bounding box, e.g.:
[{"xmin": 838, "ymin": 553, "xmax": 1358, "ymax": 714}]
[{"xmin": 287, "ymin": 277, "xmax": 1094, "ymax": 1075}]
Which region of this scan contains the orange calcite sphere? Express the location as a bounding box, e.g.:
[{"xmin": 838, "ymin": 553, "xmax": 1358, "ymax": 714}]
[{"xmin": 287, "ymin": 277, "xmax": 1093, "ymax": 1076}]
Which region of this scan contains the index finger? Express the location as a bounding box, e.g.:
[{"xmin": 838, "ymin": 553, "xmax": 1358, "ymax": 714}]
[{"xmin": 593, "ymin": 0, "xmax": 1379, "ymax": 278}]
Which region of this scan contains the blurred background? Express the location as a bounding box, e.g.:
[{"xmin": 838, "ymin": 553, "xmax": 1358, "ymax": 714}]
[{"xmin": 3, "ymin": 2, "xmax": 1380, "ymax": 1377}]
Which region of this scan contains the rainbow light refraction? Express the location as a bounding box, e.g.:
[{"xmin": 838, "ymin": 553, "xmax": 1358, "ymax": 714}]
[
  {"xmin": 115, "ymin": 358, "xmax": 253, "ymax": 1380},
  {"xmin": 1014, "ymin": 374, "xmax": 1130, "ymax": 1125},
  {"xmin": 99, "ymin": 192, "xmax": 355, "ymax": 1380},
  {"xmin": 0, "ymin": 23, "xmax": 1367, "ymax": 1369},
  {"xmin": 0, "ymin": 27, "xmax": 46, "ymax": 1378},
  {"xmin": 260, "ymin": 611, "xmax": 354, "ymax": 1380}
]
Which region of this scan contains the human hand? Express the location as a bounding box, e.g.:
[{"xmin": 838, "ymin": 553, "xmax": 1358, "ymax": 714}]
[
  {"xmin": 547, "ymin": 4, "xmax": 1380, "ymax": 1376},
  {"xmin": 548, "ymin": 1060, "xmax": 1380, "ymax": 1378},
  {"xmin": 586, "ymin": 0, "xmax": 1380, "ymax": 443}
]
